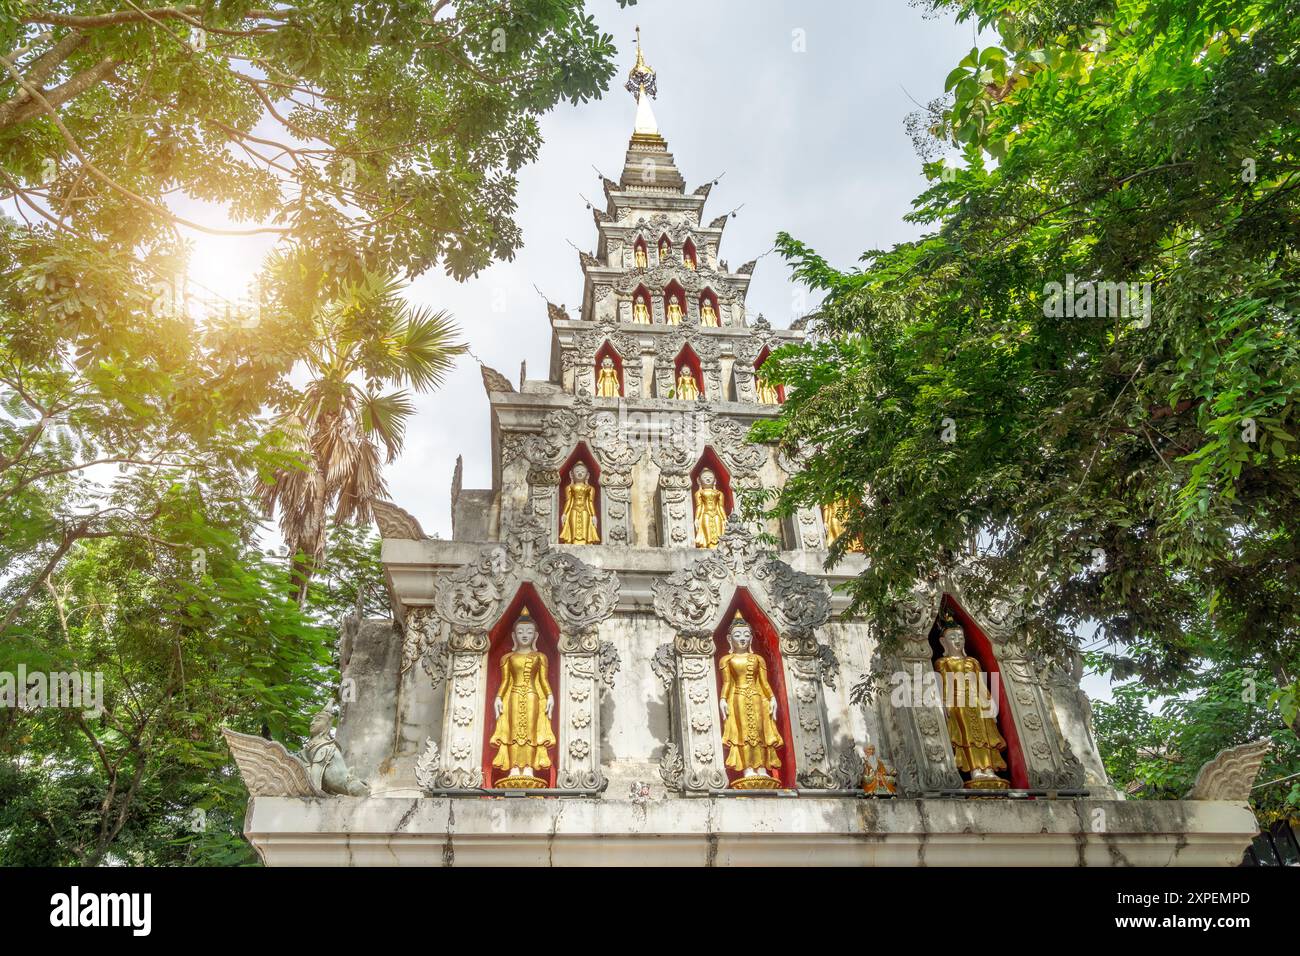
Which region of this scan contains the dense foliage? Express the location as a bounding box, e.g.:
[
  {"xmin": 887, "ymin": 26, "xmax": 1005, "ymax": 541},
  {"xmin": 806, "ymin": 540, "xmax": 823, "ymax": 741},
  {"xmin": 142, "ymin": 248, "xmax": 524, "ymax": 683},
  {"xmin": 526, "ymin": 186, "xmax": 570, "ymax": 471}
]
[
  {"xmin": 1, "ymin": 0, "xmax": 630, "ymax": 863},
  {"xmin": 756, "ymin": 0, "xmax": 1300, "ymax": 804}
]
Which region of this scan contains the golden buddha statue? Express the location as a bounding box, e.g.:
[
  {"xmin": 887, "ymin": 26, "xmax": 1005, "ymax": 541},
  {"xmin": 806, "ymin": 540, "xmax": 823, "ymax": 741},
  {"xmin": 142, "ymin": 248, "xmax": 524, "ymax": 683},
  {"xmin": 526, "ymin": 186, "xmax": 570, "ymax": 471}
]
[
  {"xmin": 632, "ymin": 293, "xmax": 651, "ymax": 324},
  {"xmin": 634, "ymin": 243, "xmax": 648, "ymax": 269},
  {"xmin": 490, "ymin": 609, "xmax": 556, "ymax": 787},
  {"xmin": 822, "ymin": 499, "xmax": 863, "ymax": 552},
  {"xmin": 719, "ymin": 613, "xmax": 784, "ymax": 788},
  {"xmin": 658, "ymin": 237, "xmax": 671, "ymax": 262},
  {"xmin": 683, "ymin": 247, "xmax": 697, "ymax": 270},
  {"xmin": 755, "ymin": 367, "xmax": 781, "ymax": 404},
  {"xmin": 666, "ymin": 297, "xmax": 683, "ymax": 324},
  {"xmin": 935, "ymin": 621, "xmax": 1009, "ymax": 790},
  {"xmin": 675, "ymin": 364, "xmax": 700, "ymax": 401},
  {"xmin": 558, "ymin": 462, "xmax": 599, "ymax": 544},
  {"xmin": 693, "ymin": 468, "xmax": 727, "ymax": 548},
  {"xmin": 595, "ymin": 356, "xmax": 621, "ymax": 398},
  {"xmin": 700, "ymin": 299, "xmax": 719, "ymax": 327}
]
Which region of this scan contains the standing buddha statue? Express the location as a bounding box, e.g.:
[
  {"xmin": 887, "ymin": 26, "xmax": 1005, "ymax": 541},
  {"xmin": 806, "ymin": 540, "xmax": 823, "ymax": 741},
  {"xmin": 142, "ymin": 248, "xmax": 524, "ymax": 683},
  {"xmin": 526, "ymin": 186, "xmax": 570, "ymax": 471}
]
[
  {"xmin": 675, "ymin": 363, "xmax": 700, "ymax": 401},
  {"xmin": 718, "ymin": 612, "xmax": 784, "ymax": 789},
  {"xmin": 666, "ymin": 296, "xmax": 683, "ymax": 324},
  {"xmin": 822, "ymin": 499, "xmax": 863, "ymax": 552},
  {"xmin": 683, "ymin": 246, "xmax": 697, "ymax": 270},
  {"xmin": 632, "ymin": 292, "xmax": 651, "ymax": 324},
  {"xmin": 700, "ymin": 299, "xmax": 719, "ymax": 327},
  {"xmin": 634, "ymin": 243, "xmax": 648, "ymax": 269},
  {"xmin": 595, "ymin": 356, "xmax": 621, "ymax": 398},
  {"xmin": 693, "ymin": 468, "xmax": 727, "ymax": 548},
  {"xmin": 935, "ymin": 620, "xmax": 1009, "ymax": 790},
  {"xmin": 490, "ymin": 608, "xmax": 556, "ymax": 788},
  {"xmin": 755, "ymin": 363, "xmax": 781, "ymax": 404},
  {"xmin": 558, "ymin": 462, "xmax": 599, "ymax": 544},
  {"xmin": 658, "ymin": 236, "xmax": 671, "ymax": 263}
]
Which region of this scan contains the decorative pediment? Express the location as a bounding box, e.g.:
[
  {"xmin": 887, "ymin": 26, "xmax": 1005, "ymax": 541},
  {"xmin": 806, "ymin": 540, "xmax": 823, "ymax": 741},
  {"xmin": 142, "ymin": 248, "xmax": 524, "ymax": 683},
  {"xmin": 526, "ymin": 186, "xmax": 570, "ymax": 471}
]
[
  {"xmin": 562, "ymin": 316, "xmax": 645, "ymax": 396},
  {"xmin": 432, "ymin": 512, "xmax": 620, "ymax": 639},
  {"xmin": 651, "ymin": 517, "xmax": 831, "ymax": 640},
  {"xmin": 647, "ymin": 405, "xmax": 767, "ymax": 487},
  {"xmin": 614, "ymin": 262, "xmax": 737, "ymax": 303},
  {"xmin": 523, "ymin": 393, "xmax": 644, "ymax": 478}
]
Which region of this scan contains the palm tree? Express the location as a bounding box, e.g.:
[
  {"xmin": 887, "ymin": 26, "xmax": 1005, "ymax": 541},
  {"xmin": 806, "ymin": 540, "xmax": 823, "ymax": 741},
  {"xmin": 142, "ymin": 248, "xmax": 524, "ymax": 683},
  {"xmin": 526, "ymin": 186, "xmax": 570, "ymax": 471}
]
[{"xmin": 259, "ymin": 271, "xmax": 463, "ymax": 604}]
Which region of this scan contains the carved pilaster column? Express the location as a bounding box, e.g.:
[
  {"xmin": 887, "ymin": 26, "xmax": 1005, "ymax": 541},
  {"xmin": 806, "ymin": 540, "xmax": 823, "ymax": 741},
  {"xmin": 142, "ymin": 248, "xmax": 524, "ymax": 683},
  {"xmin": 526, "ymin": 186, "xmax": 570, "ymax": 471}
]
[
  {"xmin": 557, "ymin": 632, "xmax": 604, "ymax": 790},
  {"xmin": 733, "ymin": 363, "xmax": 758, "ymax": 404},
  {"xmin": 672, "ymin": 635, "xmax": 727, "ymax": 792},
  {"xmin": 657, "ymin": 469, "xmax": 693, "ymax": 548},
  {"xmin": 784, "ymin": 507, "xmax": 826, "ymax": 550},
  {"xmin": 601, "ymin": 468, "xmax": 634, "ymax": 546},
  {"xmin": 436, "ymin": 632, "xmax": 489, "ymax": 789},
  {"xmin": 781, "ymin": 635, "xmax": 835, "ymax": 788},
  {"xmin": 879, "ymin": 647, "xmax": 964, "ymax": 795},
  {"xmin": 527, "ymin": 466, "xmax": 561, "ymax": 543},
  {"xmin": 998, "ymin": 657, "xmax": 1085, "ymax": 790}
]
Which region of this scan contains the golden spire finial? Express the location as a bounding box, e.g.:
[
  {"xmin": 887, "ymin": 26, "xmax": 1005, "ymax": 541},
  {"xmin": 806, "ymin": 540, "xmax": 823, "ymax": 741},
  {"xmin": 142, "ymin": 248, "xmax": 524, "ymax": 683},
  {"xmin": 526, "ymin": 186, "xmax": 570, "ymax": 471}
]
[{"xmin": 625, "ymin": 25, "xmax": 657, "ymax": 99}]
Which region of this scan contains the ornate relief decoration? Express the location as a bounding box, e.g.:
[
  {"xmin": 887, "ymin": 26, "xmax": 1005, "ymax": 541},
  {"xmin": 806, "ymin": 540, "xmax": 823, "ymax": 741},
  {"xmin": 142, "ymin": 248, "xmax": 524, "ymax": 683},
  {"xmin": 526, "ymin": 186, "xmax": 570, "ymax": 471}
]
[
  {"xmin": 479, "ymin": 364, "xmax": 515, "ymax": 395},
  {"xmin": 649, "ymin": 518, "xmax": 835, "ymax": 792},
  {"xmin": 562, "ymin": 315, "xmax": 644, "ymax": 398},
  {"xmin": 733, "ymin": 315, "xmax": 781, "ymax": 404},
  {"xmin": 371, "ymin": 499, "xmax": 427, "ymax": 540},
  {"xmin": 647, "ymin": 409, "xmax": 768, "ymax": 549},
  {"xmin": 1186, "ymin": 740, "xmax": 1272, "ymax": 801},
  {"xmin": 547, "ymin": 301, "xmax": 572, "ymax": 324},
  {"xmin": 517, "ymin": 392, "xmax": 645, "ymax": 546},
  {"xmin": 708, "ymin": 214, "xmax": 729, "ymax": 229},
  {"xmin": 578, "ymin": 250, "xmax": 600, "ymax": 270},
  {"xmin": 652, "ymin": 318, "xmax": 724, "ymax": 398},
  {"xmin": 882, "ymin": 566, "xmax": 1088, "ymax": 792},
  {"xmin": 427, "ymin": 513, "xmax": 620, "ymax": 792}
]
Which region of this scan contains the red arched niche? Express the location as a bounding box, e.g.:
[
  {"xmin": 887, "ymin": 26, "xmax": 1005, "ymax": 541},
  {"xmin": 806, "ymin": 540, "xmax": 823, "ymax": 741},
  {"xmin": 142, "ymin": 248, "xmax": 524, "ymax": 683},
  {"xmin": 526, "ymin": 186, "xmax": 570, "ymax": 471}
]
[
  {"xmin": 557, "ymin": 442, "xmax": 601, "ymax": 545},
  {"xmin": 683, "ymin": 238, "xmax": 698, "ymax": 269},
  {"xmin": 698, "ymin": 289, "xmax": 720, "ymax": 326},
  {"xmin": 631, "ymin": 284, "xmax": 653, "ymax": 323},
  {"xmin": 755, "ymin": 346, "xmax": 786, "ymax": 403},
  {"xmin": 672, "ymin": 343, "xmax": 704, "ymax": 399},
  {"xmin": 927, "ymin": 596, "xmax": 1028, "ymax": 790},
  {"xmin": 482, "ymin": 584, "xmax": 562, "ymax": 788},
  {"xmin": 663, "ymin": 280, "xmax": 686, "ymax": 320},
  {"xmin": 657, "ymin": 233, "xmax": 672, "ymax": 261},
  {"xmin": 691, "ymin": 446, "xmax": 734, "ymax": 514},
  {"xmin": 633, "ymin": 237, "xmax": 649, "ymax": 267},
  {"xmin": 593, "ymin": 341, "xmax": 624, "ymax": 398},
  {"xmin": 711, "ymin": 588, "xmax": 798, "ymax": 789}
]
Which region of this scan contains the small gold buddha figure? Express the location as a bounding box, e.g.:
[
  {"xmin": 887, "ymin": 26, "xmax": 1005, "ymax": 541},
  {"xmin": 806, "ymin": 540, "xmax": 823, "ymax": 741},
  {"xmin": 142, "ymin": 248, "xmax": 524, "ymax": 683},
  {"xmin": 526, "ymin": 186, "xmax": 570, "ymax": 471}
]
[
  {"xmin": 595, "ymin": 356, "xmax": 621, "ymax": 398},
  {"xmin": 658, "ymin": 237, "xmax": 671, "ymax": 262},
  {"xmin": 719, "ymin": 613, "xmax": 784, "ymax": 789},
  {"xmin": 490, "ymin": 609, "xmax": 556, "ymax": 788},
  {"xmin": 699, "ymin": 298, "xmax": 719, "ymax": 327},
  {"xmin": 755, "ymin": 364, "xmax": 781, "ymax": 404},
  {"xmin": 675, "ymin": 363, "xmax": 700, "ymax": 401},
  {"xmin": 558, "ymin": 462, "xmax": 599, "ymax": 545},
  {"xmin": 683, "ymin": 247, "xmax": 697, "ymax": 270},
  {"xmin": 822, "ymin": 499, "xmax": 863, "ymax": 552},
  {"xmin": 666, "ymin": 296, "xmax": 684, "ymax": 324},
  {"xmin": 935, "ymin": 621, "xmax": 1009, "ymax": 790},
  {"xmin": 692, "ymin": 468, "xmax": 727, "ymax": 548},
  {"xmin": 632, "ymin": 292, "xmax": 651, "ymax": 324},
  {"xmin": 861, "ymin": 745, "xmax": 897, "ymax": 796},
  {"xmin": 634, "ymin": 243, "xmax": 648, "ymax": 269}
]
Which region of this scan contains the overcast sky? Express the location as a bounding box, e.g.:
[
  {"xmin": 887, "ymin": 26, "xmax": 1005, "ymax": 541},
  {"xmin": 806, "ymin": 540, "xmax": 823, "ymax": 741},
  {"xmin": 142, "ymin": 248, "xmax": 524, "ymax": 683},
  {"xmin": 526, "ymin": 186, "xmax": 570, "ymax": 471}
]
[{"xmin": 394, "ymin": 0, "xmax": 977, "ymax": 535}]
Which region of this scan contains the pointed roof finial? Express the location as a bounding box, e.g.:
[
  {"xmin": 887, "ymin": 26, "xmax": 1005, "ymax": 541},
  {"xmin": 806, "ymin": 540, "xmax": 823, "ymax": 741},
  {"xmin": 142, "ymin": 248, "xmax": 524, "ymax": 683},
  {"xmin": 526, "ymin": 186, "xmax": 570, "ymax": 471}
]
[{"xmin": 625, "ymin": 25, "xmax": 657, "ymax": 99}]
